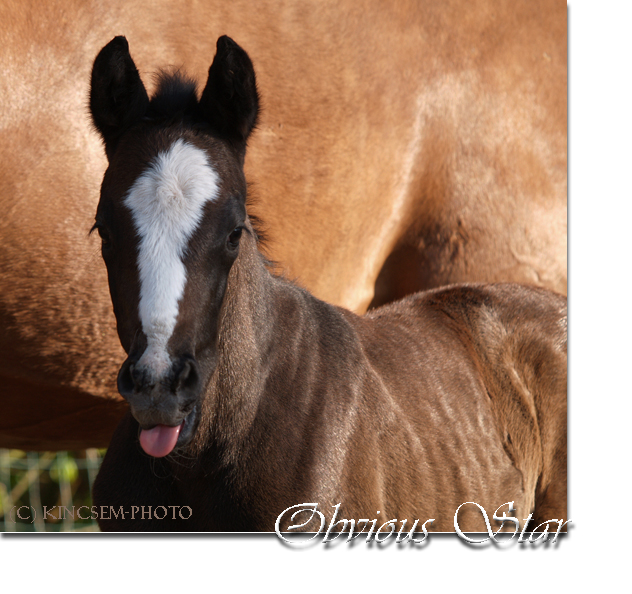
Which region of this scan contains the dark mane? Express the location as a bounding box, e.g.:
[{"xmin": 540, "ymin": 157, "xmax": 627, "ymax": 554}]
[
  {"xmin": 245, "ymin": 182, "xmax": 280, "ymax": 272},
  {"xmin": 244, "ymin": 182, "xmax": 267, "ymax": 244},
  {"xmin": 147, "ymin": 70, "xmax": 199, "ymax": 120}
]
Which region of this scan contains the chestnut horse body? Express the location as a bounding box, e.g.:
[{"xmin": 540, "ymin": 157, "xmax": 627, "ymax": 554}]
[
  {"xmin": 90, "ymin": 36, "xmax": 566, "ymax": 532},
  {"xmin": 0, "ymin": 1, "xmax": 567, "ymax": 450}
]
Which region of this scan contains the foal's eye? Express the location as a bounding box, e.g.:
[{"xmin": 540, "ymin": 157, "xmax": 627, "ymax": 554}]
[{"xmin": 227, "ymin": 227, "xmax": 243, "ymax": 249}]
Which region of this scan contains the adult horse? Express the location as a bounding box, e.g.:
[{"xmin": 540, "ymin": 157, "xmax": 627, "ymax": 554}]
[
  {"xmin": 0, "ymin": 0, "xmax": 566, "ymax": 450},
  {"xmin": 90, "ymin": 35, "xmax": 567, "ymax": 532}
]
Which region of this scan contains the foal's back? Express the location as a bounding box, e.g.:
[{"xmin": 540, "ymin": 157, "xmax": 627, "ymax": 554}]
[{"xmin": 332, "ymin": 283, "xmax": 567, "ymax": 529}]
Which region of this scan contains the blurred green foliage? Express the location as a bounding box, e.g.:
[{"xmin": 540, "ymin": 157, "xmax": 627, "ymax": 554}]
[{"xmin": 0, "ymin": 449, "xmax": 105, "ymax": 532}]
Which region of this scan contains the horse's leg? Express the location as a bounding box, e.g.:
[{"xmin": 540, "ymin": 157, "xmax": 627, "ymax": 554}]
[
  {"xmin": 93, "ymin": 412, "xmax": 184, "ymax": 531},
  {"xmin": 514, "ymin": 301, "xmax": 568, "ymax": 533},
  {"xmin": 532, "ymin": 453, "xmax": 567, "ymax": 531},
  {"xmin": 532, "ymin": 409, "xmax": 568, "ymax": 531}
]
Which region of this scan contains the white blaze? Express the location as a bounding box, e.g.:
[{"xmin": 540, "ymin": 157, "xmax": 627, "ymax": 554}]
[{"xmin": 124, "ymin": 139, "xmax": 220, "ymax": 379}]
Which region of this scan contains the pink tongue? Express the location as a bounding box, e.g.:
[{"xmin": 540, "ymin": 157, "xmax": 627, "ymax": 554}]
[{"xmin": 139, "ymin": 424, "xmax": 182, "ymax": 457}]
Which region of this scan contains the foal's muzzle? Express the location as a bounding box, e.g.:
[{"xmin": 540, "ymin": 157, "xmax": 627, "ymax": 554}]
[
  {"xmin": 116, "ymin": 355, "xmax": 202, "ymax": 455},
  {"xmin": 118, "ymin": 355, "xmax": 200, "ymax": 399}
]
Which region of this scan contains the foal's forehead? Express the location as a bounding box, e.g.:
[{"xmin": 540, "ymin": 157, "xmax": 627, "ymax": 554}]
[
  {"xmin": 103, "ymin": 128, "xmax": 245, "ymax": 208},
  {"xmin": 124, "ymin": 138, "xmax": 221, "ymax": 232}
]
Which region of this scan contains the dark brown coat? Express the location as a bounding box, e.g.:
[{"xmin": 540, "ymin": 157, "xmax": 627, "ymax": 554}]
[{"xmin": 94, "ymin": 228, "xmax": 567, "ymax": 531}]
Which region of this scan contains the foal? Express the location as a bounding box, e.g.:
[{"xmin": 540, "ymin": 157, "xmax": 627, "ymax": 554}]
[{"xmin": 90, "ymin": 36, "xmax": 567, "ymax": 532}]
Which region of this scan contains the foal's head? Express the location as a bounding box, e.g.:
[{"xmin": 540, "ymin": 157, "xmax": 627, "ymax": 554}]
[{"xmin": 90, "ymin": 36, "xmax": 259, "ymax": 457}]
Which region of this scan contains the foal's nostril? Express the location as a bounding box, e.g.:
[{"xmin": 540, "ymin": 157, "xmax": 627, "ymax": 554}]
[
  {"xmin": 174, "ymin": 358, "xmax": 200, "ymax": 395},
  {"xmin": 117, "ymin": 356, "xmax": 200, "ymax": 399},
  {"xmin": 117, "ymin": 359, "xmax": 138, "ymax": 397}
]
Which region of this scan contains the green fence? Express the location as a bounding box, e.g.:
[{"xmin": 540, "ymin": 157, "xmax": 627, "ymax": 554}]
[{"xmin": 0, "ymin": 449, "xmax": 104, "ymax": 532}]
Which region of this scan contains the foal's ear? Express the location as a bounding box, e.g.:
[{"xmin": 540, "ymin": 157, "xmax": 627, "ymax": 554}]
[
  {"xmin": 199, "ymin": 36, "xmax": 259, "ymax": 148},
  {"xmin": 90, "ymin": 36, "xmax": 149, "ymax": 157}
]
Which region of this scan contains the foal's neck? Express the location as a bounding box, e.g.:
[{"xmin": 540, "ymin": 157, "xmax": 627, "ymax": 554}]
[
  {"xmin": 192, "ymin": 221, "xmax": 289, "ymax": 455},
  {"xmin": 184, "ymin": 220, "xmax": 365, "ymax": 513}
]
